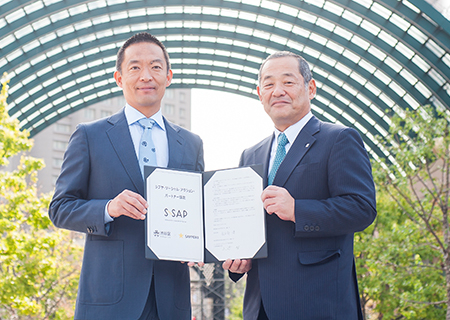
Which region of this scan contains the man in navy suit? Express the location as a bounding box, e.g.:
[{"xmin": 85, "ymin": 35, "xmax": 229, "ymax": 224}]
[
  {"xmin": 49, "ymin": 32, "xmax": 204, "ymax": 320},
  {"xmin": 223, "ymin": 51, "xmax": 377, "ymax": 319}
]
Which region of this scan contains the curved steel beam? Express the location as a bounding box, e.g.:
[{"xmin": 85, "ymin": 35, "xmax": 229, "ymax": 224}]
[{"xmin": 0, "ymin": 0, "xmax": 449, "ymax": 161}]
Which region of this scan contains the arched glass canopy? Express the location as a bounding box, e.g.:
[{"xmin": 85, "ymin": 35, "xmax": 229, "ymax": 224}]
[{"xmin": 1, "ymin": 0, "xmax": 449, "ymax": 162}]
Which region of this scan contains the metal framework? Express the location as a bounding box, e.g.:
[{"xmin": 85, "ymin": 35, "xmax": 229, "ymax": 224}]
[
  {"xmin": 1, "ymin": 0, "xmax": 450, "ymax": 162},
  {"xmin": 1, "ymin": 1, "xmax": 449, "ymax": 318}
]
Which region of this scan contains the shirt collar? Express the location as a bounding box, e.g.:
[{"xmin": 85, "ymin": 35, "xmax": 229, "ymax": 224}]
[
  {"xmin": 274, "ymin": 111, "xmax": 313, "ymax": 144},
  {"xmin": 124, "ymin": 104, "xmax": 166, "ymax": 131}
]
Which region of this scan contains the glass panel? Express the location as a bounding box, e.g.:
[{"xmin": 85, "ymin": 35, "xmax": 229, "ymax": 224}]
[
  {"xmin": 316, "ymin": 18, "xmax": 335, "ymax": 32},
  {"xmin": 57, "ymin": 25, "xmax": 75, "ymax": 37},
  {"xmin": 425, "ymin": 39, "xmax": 445, "ymax": 58},
  {"xmin": 414, "ymin": 82, "xmax": 432, "ymax": 98},
  {"xmin": 374, "ymin": 70, "xmax": 391, "ymax": 85},
  {"xmin": 359, "ymin": 60, "xmax": 376, "ymax": 74},
  {"xmin": 324, "ymin": 1, "xmax": 343, "ymax": 16},
  {"xmin": 368, "ymin": 45, "xmax": 386, "ymax": 61},
  {"xmin": 88, "ymin": 0, "xmax": 107, "ymax": 10},
  {"xmin": 0, "ymin": 34, "xmax": 15, "ymax": 49},
  {"xmin": 411, "ymin": 55, "xmax": 430, "ymax": 72},
  {"xmin": 361, "ymin": 20, "xmax": 380, "ymax": 35},
  {"xmin": 351, "ymin": 35, "xmax": 370, "ymax": 50},
  {"xmin": 69, "ymin": 4, "xmax": 88, "ymax": 16},
  {"xmin": 407, "ymin": 25, "xmax": 427, "ymax": 44},
  {"xmin": 428, "ymin": 69, "xmax": 445, "ymax": 86},
  {"xmin": 32, "ymin": 17, "xmax": 51, "ymax": 31},
  {"xmin": 384, "ymin": 56, "xmax": 402, "ymax": 72},
  {"xmin": 365, "ymin": 82, "xmax": 381, "ymax": 96},
  {"xmin": 351, "ymin": 72, "xmax": 367, "ymax": 86},
  {"xmin": 39, "ymin": 32, "xmax": 57, "ymax": 44},
  {"xmin": 15, "ymin": 25, "xmax": 33, "ymax": 39},
  {"xmin": 260, "ymin": 0, "xmax": 280, "ymax": 11},
  {"xmin": 442, "ymin": 54, "xmax": 450, "ymax": 69},
  {"xmin": 6, "ymin": 49, "xmax": 23, "ymax": 62},
  {"xmin": 275, "ymin": 20, "xmax": 292, "ymax": 31},
  {"xmin": 343, "ymin": 49, "xmax": 360, "ymax": 63},
  {"xmin": 378, "ymin": 30, "xmax": 397, "ymax": 47},
  {"xmin": 6, "ymin": 8, "xmax": 25, "ymax": 23},
  {"xmin": 352, "ymin": 0, "xmax": 373, "ymax": 9},
  {"xmin": 298, "ymin": 11, "xmax": 317, "ymax": 24},
  {"xmin": 388, "ymin": 82, "xmax": 406, "ymax": 97},
  {"xmin": 389, "ymin": 13, "xmax": 410, "ymax": 31},
  {"xmin": 334, "ymin": 26, "xmax": 352, "ymax": 41},
  {"xmin": 370, "ymin": 2, "xmax": 392, "ymax": 19},
  {"xmin": 335, "ymin": 62, "xmax": 351, "ymax": 76},
  {"xmin": 342, "ymin": 10, "xmax": 362, "ymax": 25},
  {"xmin": 395, "ymin": 42, "xmax": 414, "ymax": 59},
  {"xmin": 400, "ymin": 69, "xmax": 417, "ymax": 85},
  {"xmin": 221, "ymin": 8, "xmax": 239, "ymax": 18},
  {"xmin": 279, "ymin": 4, "xmax": 298, "ymax": 17}
]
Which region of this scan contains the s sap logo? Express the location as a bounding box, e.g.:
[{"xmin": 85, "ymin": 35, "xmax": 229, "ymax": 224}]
[{"xmin": 164, "ymin": 208, "xmax": 188, "ymax": 218}]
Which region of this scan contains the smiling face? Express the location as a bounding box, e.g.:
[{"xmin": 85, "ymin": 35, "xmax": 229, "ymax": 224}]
[
  {"xmin": 114, "ymin": 42, "xmax": 173, "ymax": 117},
  {"xmin": 257, "ymin": 56, "xmax": 316, "ymax": 132}
]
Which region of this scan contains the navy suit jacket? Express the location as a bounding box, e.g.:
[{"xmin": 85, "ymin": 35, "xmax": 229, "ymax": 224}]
[
  {"xmin": 233, "ymin": 116, "xmax": 376, "ymax": 320},
  {"xmin": 49, "ymin": 108, "xmax": 204, "ymax": 320}
]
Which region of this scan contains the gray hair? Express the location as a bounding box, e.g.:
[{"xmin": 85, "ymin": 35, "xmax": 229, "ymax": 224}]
[{"xmin": 258, "ymin": 51, "xmax": 312, "ymax": 86}]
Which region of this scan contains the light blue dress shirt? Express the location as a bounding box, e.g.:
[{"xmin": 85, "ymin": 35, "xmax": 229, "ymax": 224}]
[{"xmin": 104, "ymin": 105, "xmax": 169, "ymax": 224}]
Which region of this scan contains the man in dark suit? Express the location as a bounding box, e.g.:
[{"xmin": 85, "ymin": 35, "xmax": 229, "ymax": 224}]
[
  {"xmin": 49, "ymin": 32, "xmax": 204, "ymax": 320},
  {"xmin": 223, "ymin": 51, "xmax": 377, "ymax": 319}
]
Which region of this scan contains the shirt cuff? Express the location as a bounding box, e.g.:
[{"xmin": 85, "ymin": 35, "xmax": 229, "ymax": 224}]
[{"xmin": 104, "ymin": 200, "xmax": 114, "ymax": 224}]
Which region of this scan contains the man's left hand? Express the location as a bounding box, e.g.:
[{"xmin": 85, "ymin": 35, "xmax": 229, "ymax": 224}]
[{"xmin": 261, "ymin": 186, "xmax": 295, "ymax": 222}]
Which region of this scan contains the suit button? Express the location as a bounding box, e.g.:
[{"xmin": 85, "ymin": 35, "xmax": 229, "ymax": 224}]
[
  {"xmin": 304, "ymin": 225, "xmax": 309, "ymax": 231},
  {"xmin": 315, "ymin": 226, "xmax": 320, "ymax": 231}
]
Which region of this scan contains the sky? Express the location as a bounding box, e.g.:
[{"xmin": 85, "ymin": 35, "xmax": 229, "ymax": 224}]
[{"xmin": 190, "ymin": 89, "xmax": 274, "ymax": 171}]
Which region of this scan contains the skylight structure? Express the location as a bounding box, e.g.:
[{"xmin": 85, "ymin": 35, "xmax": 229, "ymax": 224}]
[{"xmin": 0, "ymin": 0, "xmax": 449, "ymax": 160}]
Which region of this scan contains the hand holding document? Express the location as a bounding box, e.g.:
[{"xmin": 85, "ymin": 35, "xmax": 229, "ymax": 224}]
[{"xmin": 144, "ymin": 165, "xmax": 267, "ymax": 263}]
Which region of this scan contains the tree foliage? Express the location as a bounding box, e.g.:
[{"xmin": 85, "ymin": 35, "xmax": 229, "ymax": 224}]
[
  {"xmin": 356, "ymin": 105, "xmax": 449, "ymax": 319},
  {"xmin": 0, "ymin": 74, "xmax": 82, "ymax": 319}
]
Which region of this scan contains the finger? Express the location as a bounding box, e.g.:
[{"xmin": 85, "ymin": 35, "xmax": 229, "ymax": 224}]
[
  {"xmin": 228, "ymin": 259, "xmax": 242, "ymax": 273},
  {"xmin": 261, "ymin": 187, "xmax": 278, "ymax": 202},
  {"xmin": 123, "ymin": 192, "xmax": 148, "ymax": 213},
  {"xmin": 237, "ymin": 259, "xmax": 251, "ymax": 273},
  {"xmin": 121, "ymin": 201, "xmax": 147, "ymax": 220},
  {"xmin": 222, "ymin": 259, "xmax": 233, "ymax": 270}
]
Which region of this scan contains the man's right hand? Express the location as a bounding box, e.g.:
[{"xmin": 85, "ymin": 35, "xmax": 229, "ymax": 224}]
[
  {"xmin": 222, "ymin": 259, "xmax": 252, "ymax": 274},
  {"xmin": 107, "ymin": 190, "xmax": 148, "ymax": 220}
]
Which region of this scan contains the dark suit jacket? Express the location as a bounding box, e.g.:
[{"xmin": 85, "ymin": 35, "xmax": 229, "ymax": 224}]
[
  {"xmin": 49, "ymin": 108, "xmax": 204, "ymax": 320},
  {"xmin": 232, "ymin": 116, "xmax": 376, "ymax": 320}
]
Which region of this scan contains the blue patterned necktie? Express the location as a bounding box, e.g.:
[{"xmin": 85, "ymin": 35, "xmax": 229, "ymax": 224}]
[
  {"xmin": 138, "ymin": 118, "xmax": 157, "ymax": 177},
  {"xmin": 268, "ymin": 133, "xmax": 288, "ymax": 185}
]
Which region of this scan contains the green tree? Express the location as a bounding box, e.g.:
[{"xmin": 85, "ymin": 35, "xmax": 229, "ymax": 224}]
[
  {"xmin": 0, "ymin": 74, "xmax": 82, "ymax": 319},
  {"xmin": 356, "ymin": 104, "xmax": 449, "ymax": 319}
]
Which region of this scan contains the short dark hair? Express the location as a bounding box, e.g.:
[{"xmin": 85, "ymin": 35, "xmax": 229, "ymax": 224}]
[
  {"xmin": 116, "ymin": 32, "xmax": 171, "ymax": 74},
  {"xmin": 258, "ymin": 51, "xmax": 312, "ymax": 86}
]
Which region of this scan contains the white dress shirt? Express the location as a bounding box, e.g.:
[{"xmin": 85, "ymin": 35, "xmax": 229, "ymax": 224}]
[{"xmin": 268, "ymin": 111, "xmax": 313, "ymax": 176}]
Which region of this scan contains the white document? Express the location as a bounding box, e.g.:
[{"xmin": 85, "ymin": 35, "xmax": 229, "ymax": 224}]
[
  {"xmin": 144, "ymin": 166, "xmax": 266, "ymax": 262},
  {"xmin": 204, "ymin": 167, "xmax": 265, "ymax": 261},
  {"xmin": 146, "ymin": 168, "xmax": 204, "ymax": 262}
]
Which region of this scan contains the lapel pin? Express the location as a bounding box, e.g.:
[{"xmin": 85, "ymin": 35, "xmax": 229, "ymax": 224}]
[{"xmin": 305, "ymin": 143, "xmax": 310, "ymax": 148}]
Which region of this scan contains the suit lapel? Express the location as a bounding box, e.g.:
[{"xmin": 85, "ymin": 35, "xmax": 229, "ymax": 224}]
[
  {"xmin": 106, "ymin": 108, "xmax": 144, "ymax": 194},
  {"xmin": 273, "ymin": 116, "xmax": 320, "ymax": 187},
  {"xmin": 253, "ymin": 135, "xmax": 273, "ymax": 187},
  {"xmin": 165, "ymin": 118, "xmax": 185, "ymax": 169}
]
